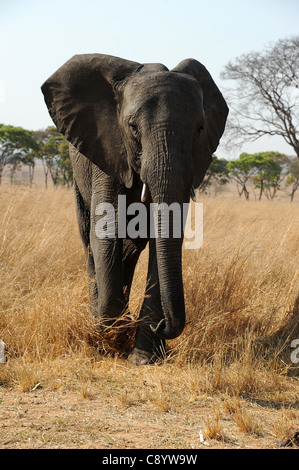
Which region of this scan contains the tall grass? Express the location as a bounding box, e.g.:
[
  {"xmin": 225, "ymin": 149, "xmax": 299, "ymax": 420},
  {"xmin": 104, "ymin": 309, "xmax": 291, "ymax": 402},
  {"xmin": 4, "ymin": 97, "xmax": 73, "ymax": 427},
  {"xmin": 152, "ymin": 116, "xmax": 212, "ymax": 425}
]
[
  {"xmin": 0, "ymin": 186, "xmax": 298, "ymax": 393},
  {"xmin": 0, "ymin": 187, "xmax": 91, "ymax": 359},
  {"xmin": 176, "ymin": 198, "xmax": 299, "ymax": 366}
]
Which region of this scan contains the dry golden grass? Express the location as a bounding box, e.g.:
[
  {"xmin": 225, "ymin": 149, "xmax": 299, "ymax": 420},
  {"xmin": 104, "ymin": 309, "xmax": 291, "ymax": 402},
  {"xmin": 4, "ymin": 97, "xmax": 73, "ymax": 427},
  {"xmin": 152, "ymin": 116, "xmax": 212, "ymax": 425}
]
[{"xmin": 0, "ymin": 184, "xmax": 298, "ymax": 448}]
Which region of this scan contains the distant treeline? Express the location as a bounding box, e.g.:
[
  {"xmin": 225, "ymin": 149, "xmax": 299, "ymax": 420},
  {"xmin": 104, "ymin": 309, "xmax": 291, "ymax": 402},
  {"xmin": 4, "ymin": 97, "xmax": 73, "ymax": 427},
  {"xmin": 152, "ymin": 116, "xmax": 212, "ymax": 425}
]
[
  {"xmin": 0, "ymin": 125, "xmax": 72, "ymax": 189},
  {"xmin": 0, "ymin": 124, "xmax": 299, "ymax": 201},
  {"xmin": 200, "ymin": 152, "xmax": 299, "ymax": 202}
]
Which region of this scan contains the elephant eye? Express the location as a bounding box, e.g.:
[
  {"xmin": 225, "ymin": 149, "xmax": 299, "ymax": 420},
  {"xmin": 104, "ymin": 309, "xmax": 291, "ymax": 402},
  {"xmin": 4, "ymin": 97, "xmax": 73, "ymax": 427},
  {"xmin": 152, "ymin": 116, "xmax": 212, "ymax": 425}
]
[
  {"xmin": 129, "ymin": 121, "xmax": 138, "ymax": 135},
  {"xmin": 197, "ymin": 125, "xmax": 204, "ymax": 135}
]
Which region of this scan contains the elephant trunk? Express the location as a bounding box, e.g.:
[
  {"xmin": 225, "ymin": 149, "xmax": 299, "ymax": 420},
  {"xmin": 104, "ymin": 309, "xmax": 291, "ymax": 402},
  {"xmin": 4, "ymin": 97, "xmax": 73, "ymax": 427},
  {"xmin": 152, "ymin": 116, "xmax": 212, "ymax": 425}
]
[
  {"xmin": 150, "ymin": 235, "xmax": 186, "ymax": 340},
  {"xmin": 143, "ymin": 131, "xmax": 192, "ymax": 340}
]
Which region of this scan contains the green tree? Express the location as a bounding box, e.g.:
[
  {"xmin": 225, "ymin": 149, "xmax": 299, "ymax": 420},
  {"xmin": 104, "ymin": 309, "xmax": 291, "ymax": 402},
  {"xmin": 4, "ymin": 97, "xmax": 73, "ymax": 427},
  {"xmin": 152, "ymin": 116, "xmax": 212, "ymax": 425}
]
[
  {"xmin": 42, "ymin": 127, "xmax": 63, "ymax": 186},
  {"xmin": 23, "ymin": 152, "xmax": 36, "ymax": 188},
  {"xmin": 199, "ymin": 155, "xmax": 229, "ymax": 194},
  {"xmin": 33, "ymin": 127, "xmax": 72, "ymax": 188},
  {"xmin": 32, "ymin": 128, "xmax": 52, "ymax": 189},
  {"xmin": 227, "ymin": 153, "xmax": 256, "ymax": 199},
  {"xmin": 227, "ymin": 152, "xmax": 283, "ymax": 200},
  {"xmin": 57, "ymin": 138, "xmax": 73, "ymax": 188},
  {"xmin": 0, "ymin": 124, "xmax": 38, "ymax": 185},
  {"xmin": 251, "ymin": 152, "xmax": 283, "ymax": 200},
  {"xmin": 285, "ymin": 158, "xmax": 299, "ymax": 202}
]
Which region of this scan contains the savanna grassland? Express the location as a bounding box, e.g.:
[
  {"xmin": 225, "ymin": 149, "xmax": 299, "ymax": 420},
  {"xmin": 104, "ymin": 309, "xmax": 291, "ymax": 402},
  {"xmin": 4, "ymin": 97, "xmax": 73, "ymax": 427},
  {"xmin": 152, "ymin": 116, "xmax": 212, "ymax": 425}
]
[{"xmin": 0, "ymin": 182, "xmax": 298, "ymax": 449}]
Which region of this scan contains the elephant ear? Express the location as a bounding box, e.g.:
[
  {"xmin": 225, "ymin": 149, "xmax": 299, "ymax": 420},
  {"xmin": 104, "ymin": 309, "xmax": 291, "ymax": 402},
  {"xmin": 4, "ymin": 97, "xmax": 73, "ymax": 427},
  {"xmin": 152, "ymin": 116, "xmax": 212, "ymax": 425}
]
[
  {"xmin": 172, "ymin": 59, "xmax": 229, "ymax": 188},
  {"xmin": 41, "ymin": 54, "xmax": 141, "ymax": 188}
]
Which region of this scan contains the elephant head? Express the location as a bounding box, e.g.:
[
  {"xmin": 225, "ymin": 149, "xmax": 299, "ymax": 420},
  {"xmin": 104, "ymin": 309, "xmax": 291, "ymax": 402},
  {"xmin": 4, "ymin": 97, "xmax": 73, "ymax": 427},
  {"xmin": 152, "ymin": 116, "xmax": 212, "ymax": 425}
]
[{"xmin": 41, "ymin": 54, "xmax": 228, "ymax": 341}]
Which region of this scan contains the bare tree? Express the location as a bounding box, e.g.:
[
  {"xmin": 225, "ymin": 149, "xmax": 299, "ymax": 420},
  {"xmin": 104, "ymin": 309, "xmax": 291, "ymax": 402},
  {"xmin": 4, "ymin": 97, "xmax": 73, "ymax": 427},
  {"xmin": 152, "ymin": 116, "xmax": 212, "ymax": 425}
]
[{"xmin": 221, "ymin": 36, "xmax": 299, "ymax": 158}]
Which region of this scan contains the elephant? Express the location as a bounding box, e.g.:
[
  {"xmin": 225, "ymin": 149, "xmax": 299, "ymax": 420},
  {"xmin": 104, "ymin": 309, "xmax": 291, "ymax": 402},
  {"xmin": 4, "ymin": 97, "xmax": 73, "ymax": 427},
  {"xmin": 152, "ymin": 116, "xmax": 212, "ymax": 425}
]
[{"xmin": 41, "ymin": 53, "xmax": 228, "ymax": 365}]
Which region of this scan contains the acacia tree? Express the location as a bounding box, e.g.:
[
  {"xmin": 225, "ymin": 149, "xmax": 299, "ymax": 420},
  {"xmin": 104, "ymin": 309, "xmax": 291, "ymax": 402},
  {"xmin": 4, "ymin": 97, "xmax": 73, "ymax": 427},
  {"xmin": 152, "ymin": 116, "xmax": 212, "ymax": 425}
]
[
  {"xmin": 22, "ymin": 152, "xmax": 35, "ymax": 187},
  {"xmin": 33, "ymin": 127, "xmax": 73, "ymax": 188},
  {"xmin": 226, "ymin": 153, "xmax": 256, "ymax": 199},
  {"xmin": 57, "ymin": 138, "xmax": 73, "ymax": 188},
  {"xmin": 32, "ymin": 128, "xmax": 52, "ymax": 188},
  {"xmin": 251, "ymin": 152, "xmax": 282, "ymax": 200},
  {"xmin": 285, "ymin": 158, "xmax": 299, "ymax": 201},
  {"xmin": 43, "ymin": 128, "xmax": 73, "ymax": 186},
  {"xmin": 0, "ymin": 124, "xmax": 38, "ymax": 185},
  {"xmin": 227, "ymin": 152, "xmax": 284, "ymax": 200},
  {"xmin": 221, "ymin": 36, "xmax": 299, "ymax": 158},
  {"xmin": 198, "ymin": 155, "xmax": 229, "ymax": 194}
]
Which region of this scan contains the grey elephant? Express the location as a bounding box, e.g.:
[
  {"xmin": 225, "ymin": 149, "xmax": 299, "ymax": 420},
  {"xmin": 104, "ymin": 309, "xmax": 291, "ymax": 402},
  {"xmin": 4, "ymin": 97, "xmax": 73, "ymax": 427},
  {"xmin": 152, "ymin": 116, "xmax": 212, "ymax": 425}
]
[{"xmin": 41, "ymin": 54, "xmax": 228, "ymax": 365}]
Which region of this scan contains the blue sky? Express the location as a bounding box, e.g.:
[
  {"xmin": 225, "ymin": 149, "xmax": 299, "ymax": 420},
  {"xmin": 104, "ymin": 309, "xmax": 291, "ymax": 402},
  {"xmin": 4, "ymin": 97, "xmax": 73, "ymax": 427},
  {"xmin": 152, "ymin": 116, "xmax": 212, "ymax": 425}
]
[{"xmin": 1, "ymin": 0, "xmax": 298, "ymax": 158}]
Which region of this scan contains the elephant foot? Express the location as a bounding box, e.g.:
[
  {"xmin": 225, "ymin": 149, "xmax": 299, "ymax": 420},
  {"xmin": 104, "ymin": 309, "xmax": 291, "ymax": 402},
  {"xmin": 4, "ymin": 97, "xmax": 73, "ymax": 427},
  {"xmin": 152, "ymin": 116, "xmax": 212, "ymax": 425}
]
[{"xmin": 127, "ymin": 348, "xmax": 161, "ymax": 366}]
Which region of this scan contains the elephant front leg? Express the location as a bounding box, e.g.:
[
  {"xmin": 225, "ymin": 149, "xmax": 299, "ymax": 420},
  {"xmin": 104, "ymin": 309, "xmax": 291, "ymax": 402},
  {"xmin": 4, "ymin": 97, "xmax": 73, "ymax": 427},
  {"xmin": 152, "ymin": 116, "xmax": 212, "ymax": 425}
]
[
  {"xmin": 90, "ymin": 236, "xmax": 125, "ymax": 324},
  {"xmin": 128, "ymin": 238, "xmax": 165, "ymax": 365},
  {"xmin": 90, "ymin": 180, "xmax": 126, "ymax": 324}
]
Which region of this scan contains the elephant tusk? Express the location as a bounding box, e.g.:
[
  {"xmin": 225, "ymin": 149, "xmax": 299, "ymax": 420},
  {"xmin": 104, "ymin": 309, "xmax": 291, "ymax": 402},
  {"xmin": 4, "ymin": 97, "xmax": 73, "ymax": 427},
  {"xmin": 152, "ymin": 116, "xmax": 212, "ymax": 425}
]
[
  {"xmin": 141, "ymin": 183, "xmax": 149, "ymax": 203},
  {"xmin": 150, "ymin": 319, "xmax": 166, "ymax": 335},
  {"xmin": 190, "ymin": 186, "xmax": 196, "ymax": 202}
]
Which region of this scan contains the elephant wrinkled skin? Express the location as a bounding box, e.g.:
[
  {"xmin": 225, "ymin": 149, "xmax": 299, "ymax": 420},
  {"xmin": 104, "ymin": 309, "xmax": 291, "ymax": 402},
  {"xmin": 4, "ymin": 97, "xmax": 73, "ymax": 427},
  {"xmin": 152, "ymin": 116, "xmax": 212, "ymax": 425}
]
[{"xmin": 41, "ymin": 54, "xmax": 228, "ymax": 365}]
